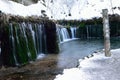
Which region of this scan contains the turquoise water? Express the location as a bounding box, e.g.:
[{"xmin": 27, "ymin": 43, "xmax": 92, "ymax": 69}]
[{"xmin": 57, "ymin": 38, "xmax": 120, "ymax": 68}]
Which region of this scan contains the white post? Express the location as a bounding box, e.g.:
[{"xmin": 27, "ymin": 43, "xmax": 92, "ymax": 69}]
[{"xmin": 102, "ymin": 9, "xmax": 111, "ymax": 57}]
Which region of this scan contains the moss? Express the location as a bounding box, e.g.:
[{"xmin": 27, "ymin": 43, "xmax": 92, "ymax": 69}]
[
  {"xmin": 13, "ymin": 23, "xmax": 29, "ymax": 64},
  {"xmin": 66, "ymin": 23, "xmax": 70, "ymax": 28},
  {"xmin": 1, "ymin": 12, "xmax": 59, "ymax": 67},
  {"xmin": 25, "ymin": 23, "xmax": 37, "ymax": 60},
  {"xmin": 79, "ymin": 22, "xmax": 85, "ymax": 27},
  {"xmin": 1, "ymin": 23, "xmax": 16, "ymax": 66}
]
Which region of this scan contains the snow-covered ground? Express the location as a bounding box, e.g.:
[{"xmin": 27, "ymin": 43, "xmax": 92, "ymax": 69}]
[
  {"xmin": 0, "ymin": 0, "xmax": 46, "ymax": 17},
  {"xmin": 0, "ymin": 0, "xmax": 120, "ymax": 20},
  {"xmin": 54, "ymin": 49, "xmax": 120, "ymax": 80}
]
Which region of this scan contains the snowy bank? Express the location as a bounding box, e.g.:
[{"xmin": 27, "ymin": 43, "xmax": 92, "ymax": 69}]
[
  {"xmin": 54, "ymin": 49, "xmax": 120, "ymax": 80},
  {"xmin": 0, "ymin": 0, "xmax": 46, "ymax": 17},
  {"xmin": 0, "ymin": 0, "xmax": 120, "ymax": 20}
]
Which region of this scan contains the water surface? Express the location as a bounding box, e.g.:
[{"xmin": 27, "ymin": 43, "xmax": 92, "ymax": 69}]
[{"xmin": 57, "ymin": 38, "xmax": 120, "ymax": 69}]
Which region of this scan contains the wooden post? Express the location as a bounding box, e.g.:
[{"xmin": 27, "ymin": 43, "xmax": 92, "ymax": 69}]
[{"xmin": 102, "ymin": 9, "xmax": 111, "ymax": 57}]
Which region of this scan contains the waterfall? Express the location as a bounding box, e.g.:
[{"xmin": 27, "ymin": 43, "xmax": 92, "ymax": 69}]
[
  {"xmin": 28, "ymin": 24, "xmax": 36, "ymax": 50},
  {"xmin": 57, "ymin": 27, "xmax": 62, "ymax": 42},
  {"xmin": 70, "ymin": 27, "xmax": 77, "ymax": 39},
  {"xmin": 61, "ymin": 28, "xmax": 70, "ymax": 41},
  {"xmin": 8, "ymin": 22, "xmax": 48, "ymax": 65},
  {"xmin": 20, "ymin": 23, "xmax": 32, "ymax": 59},
  {"xmin": 56, "ymin": 25, "xmax": 78, "ymax": 43},
  {"xmin": 33, "ymin": 23, "xmax": 47, "ymax": 59},
  {"xmin": 57, "ymin": 27, "xmax": 70, "ymax": 43},
  {"xmin": 9, "ymin": 23, "xmax": 19, "ymax": 66},
  {"xmin": 0, "ymin": 13, "xmax": 59, "ymax": 66},
  {"xmin": 34, "ymin": 24, "xmax": 43, "ymax": 54},
  {"xmin": 85, "ymin": 25, "xmax": 103, "ymax": 39},
  {"xmin": 86, "ymin": 25, "xmax": 89, "ymax": 39}
]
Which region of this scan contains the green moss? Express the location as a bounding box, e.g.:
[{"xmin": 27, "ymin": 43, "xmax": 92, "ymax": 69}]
[
  {"xmin": 79, "ymin": 22, "xmax": 85, "ymax": 27},
  {"xmin": 1, "ymin": 23, "xmax": 17, "ymax": 66},
  {"xmin": 14, "ymin": 23, "xmax": 29, "ymax": 64},
  {"xmin": 8, "ymin": 24, "xmax": 16, "ymax": 66},
  {"xmin": 25, "ymin": 24, "xmax": 37, "ymax": 60},
  {"xmin": 1, "ymin": 13, "xmax": 60, "ymax": 66},
  {"xmin": 66, "ymin": 23, "xmax": 70, "ymax": 28}
]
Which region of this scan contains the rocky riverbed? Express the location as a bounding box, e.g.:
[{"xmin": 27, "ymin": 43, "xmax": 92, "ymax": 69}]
[{"xmin": 0, "ymin": 54, "xmax": 63, "ymax": 80}]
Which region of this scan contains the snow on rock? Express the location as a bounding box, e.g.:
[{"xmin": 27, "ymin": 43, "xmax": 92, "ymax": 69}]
[
  {"xmin": 54, "ymin": 49, "xmax": 120, "ymax": 80},
  {"xmin": 0, "ymin": 0, "xmax": 46, "ymax": 17},
  {"xmin": 0, "ymin": 0, "xmax": 120, "ymax": 19}
]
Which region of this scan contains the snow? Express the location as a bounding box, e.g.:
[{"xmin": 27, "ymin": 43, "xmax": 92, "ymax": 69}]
[
  {"xmin": 0, "ymin": 0, "xmax": 120, "ymax": 20},
  {"xmin": 54, "ymin": 49, "xmax": 120, "ymax": 80},
  {"xmin": 37, "ymin": 53, "xmax": 45, "ymax": 59},
  {"xmin": 0, "ymin": 0, "xmax": 46, "ymax": 17}
]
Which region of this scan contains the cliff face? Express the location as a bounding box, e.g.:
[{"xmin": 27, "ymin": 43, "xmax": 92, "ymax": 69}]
[{"xmin": 0, "ymin": 12, "xmax": 59, "ymax": 67}]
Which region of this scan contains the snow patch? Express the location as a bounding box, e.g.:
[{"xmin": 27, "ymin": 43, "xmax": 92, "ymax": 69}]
[
  {"xmin": 54, "ymin": 49, "xmax": 120, "ymax": 80},
  {"xmin": 37, "ymin": 53, "xmax": 45, "ymax": 59}
]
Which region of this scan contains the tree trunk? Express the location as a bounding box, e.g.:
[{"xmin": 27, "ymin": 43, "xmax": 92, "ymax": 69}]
[{"xmin": 102, "ymin": 9, "xmax": 111, "ymax": 57}]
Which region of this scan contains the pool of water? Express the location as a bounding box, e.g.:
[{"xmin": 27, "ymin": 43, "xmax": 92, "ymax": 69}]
[{"xmin": 57, "ymin": 38, "xmax": 120, "ymax": 69}]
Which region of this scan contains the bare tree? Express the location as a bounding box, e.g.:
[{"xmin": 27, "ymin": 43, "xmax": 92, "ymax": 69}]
[{"xmin": 102, "ymin": 9, "xmax": 111, "ymax": 57}]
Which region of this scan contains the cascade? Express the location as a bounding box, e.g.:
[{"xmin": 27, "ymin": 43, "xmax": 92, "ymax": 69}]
[
  {"xmin": 9, "ymin": 23, "xmax": 19, "ymax": 66},
  {"xmin": 85, "ymin": 25, "xmax": 103, "ymax": 39},
  {"xmin": 56, "ymin": 25, "xmax": 78, "ymax": 43},
  {"xmin": 0, "ymin": 13, "xmax": 58, "ymax": 66},
  {"xmin": 36, "ymin": 24, "xmax": 43, "ymax": 54},
  {"xmin": 61, "ymin": 28, "xmax": 70, "ymax": 41},
  {"xmin": 86, "ymin": 25, "xmax": 91, "ymax": 39},
  {"xmin": 28, "ymin": 23, "xmax": 36, "ymax": 52},
  {"xmin": 34, "ymin": 23, "xmax": 47, "ymax": 59},
  {"xmin": 57, "ymin": 27, "xmax": 70, "ymax": 43},
  {"xmin": 70, "ymin": 27, "xmax": 77, "ymax": 39},
  {"xmin": 20, "ymin": 23, "xmax": 32, "ymax": 59},
  {"xmin": 1, "ymin": 22, "xmax": 48, "ymax": 66},
  {"xmin": 27, "ymin": 23, "xmax": 46, "ymax": 59}
]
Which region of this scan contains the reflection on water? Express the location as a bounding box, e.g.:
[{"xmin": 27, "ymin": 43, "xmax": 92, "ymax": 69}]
[
  {"xmin": 111, "ymin": 38, "xmax": 120, "ymax": 49},
  {"xmin": 57, "ymin": 38, "xmax": 120, "ymax": 69}
]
